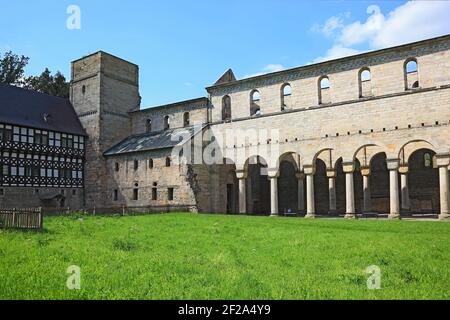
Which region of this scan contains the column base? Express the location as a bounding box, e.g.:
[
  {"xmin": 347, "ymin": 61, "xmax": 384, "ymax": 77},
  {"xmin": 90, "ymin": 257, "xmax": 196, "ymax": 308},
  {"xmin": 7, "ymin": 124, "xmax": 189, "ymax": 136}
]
[
  {"xmin": 270, "ymin": 213, "xmax": 279, "ymax": 217},
  {"xmin": 388, "ymin": 213, "xmax": 401, "ymax": 220},
  {"xmin": 304, "ymin": 213, "xmax": 316, "ymax": 219},
  {"xmin": 439, "ymin": 213, "xmax": 450, "ymax": 221},
  {"xmin": 344, "ymin": 213, "xmax": 357, "ymax": 219}
]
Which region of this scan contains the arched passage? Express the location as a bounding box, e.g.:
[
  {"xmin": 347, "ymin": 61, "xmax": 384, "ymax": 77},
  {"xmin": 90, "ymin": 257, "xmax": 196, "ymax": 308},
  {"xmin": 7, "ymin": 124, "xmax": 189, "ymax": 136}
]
[
  {"xmin": 408, "ymin": 149, "xmax": 439, "ymax": 214},
  {"xmin": 314, "ymin": 158, "xmax": 329, "ymax": 214},
  {"xmin": 354, "ymin": 159, "xmax": 363, "ymax": 213},
  {"xmin": 278, "ymin": 160, "xmax": 298, "ymax": 214},
  {"xmin": 370, "ymin": 153, "xmax": 390, "ymax": 213},
  {"xmin": 246, "ymin": 156, "xmax": 270, "ymax": 215}
]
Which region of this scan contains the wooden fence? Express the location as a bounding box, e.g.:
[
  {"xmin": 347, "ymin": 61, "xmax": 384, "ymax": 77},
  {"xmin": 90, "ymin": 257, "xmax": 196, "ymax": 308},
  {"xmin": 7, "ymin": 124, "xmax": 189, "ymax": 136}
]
[{"xmin": 0, "ymin": 207, "xmax": 43, "ymax": 230}]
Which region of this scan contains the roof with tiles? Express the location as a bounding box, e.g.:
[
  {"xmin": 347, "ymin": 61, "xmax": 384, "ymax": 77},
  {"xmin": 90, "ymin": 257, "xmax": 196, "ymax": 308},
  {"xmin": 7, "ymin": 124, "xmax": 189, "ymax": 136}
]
[{"xmin": 0, "ymin": 84, "xmax": 86, "ymax": 136}]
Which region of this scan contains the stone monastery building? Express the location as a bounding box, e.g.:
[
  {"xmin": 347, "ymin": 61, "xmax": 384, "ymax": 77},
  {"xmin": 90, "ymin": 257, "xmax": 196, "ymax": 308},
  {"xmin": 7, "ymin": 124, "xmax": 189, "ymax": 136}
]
[{"xmin": 1, "ymin": 35, "xmax": 450, "ymax": 220}]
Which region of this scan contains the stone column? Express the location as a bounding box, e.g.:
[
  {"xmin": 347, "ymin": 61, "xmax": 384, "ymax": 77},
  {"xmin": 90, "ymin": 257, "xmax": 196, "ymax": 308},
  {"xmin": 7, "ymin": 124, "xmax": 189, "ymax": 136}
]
[
  {"xmin": 343, "ymin": 162, "xmax": 356, "ymax": 219},
  {"xmin": 236, "ymin": 170, "xmax": 247, "ymax": 214},
  {"xmin": 304, "ymin": 165, "xmax": 316, "ymax": 218},
  {"xmin": 387, "ymin": 159, "xmax": 401, "ymax": 220},
  {"xmin": 436, "ymin": 154, "xmax": 450, "ymax": 220},
  {"xmin": 327, "ymin": 170, "xmax": 337, "ymax": 214},
  {"xmin": 296, "ymin": 172, "xmax": 305, "ymax": 213},
  {"xmin": 268, "ymin": 169, "xmax": 279, "ymax": 217},
  {"xmin": 399, "ymin": 166, "xmax": 410, "ymax": 213},
  {"xmin": 361, "ymin": 167, "xmax": 371, "ymax": 213}
]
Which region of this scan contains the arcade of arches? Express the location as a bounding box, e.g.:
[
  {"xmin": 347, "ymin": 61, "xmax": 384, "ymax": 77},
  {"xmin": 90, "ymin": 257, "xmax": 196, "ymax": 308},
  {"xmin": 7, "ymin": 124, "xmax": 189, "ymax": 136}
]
[{"xmin": 223, "ymin": 143, "xmax": 450, "ymax": 220}]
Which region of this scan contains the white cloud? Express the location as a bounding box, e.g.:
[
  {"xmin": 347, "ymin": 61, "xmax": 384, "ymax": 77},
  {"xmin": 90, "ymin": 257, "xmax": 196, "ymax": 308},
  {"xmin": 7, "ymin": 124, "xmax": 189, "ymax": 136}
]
[
  {"xmin": 338, "ymin": 5, "xmax": 385, "ymax": 47},
  {"xmin": 243, "ymin": 64, "xmax": 286, "ymax": 78},
  {"xmin": 311, "ymin": 12, "xmax": 350, "ymax": 37},
  {"xmin": 313, "ymin": 1, "xmax": 450, "ymax": 62},
  {"xmin": 371, "ymin": 1, "xmax": 450, "ymax": 48},
  {"xmin": 313, "ymin": 45, "xmax": 362, "ymax": 63}
]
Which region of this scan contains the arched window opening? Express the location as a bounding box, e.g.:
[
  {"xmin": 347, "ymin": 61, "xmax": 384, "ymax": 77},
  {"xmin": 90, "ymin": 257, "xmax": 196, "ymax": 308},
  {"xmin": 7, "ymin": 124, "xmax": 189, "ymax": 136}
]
[
  {"xmin": 152, "ymin": 183, "xmax": 158, "ymax": 200},
  {"xmin": 146, "ymin": 119, "xmax": 152, "ymax": 133},
  {"xmin": 359, "ymin": 68, "xmax": 372, "ymax": 98},
  {"xmin": 222, "ymin": 95, "xmax": 232, "ymax": 121},
  {"xmin": 281, "ymin": 84, "xmax": 292, "ymax": 111},
  {"xmin": 149, "ymin": 158, "xmax": 154, "ymax": 169},
  {"xmin": 405, "ymin": 59, "xmax": 419, "ymax": 90},
  {"xmin": 164, "ymin": 116, "xmax": 170, "ymax": 130},
  {"xmin": 183, "ymin": 112, "xmax": 190, "ymax": 127},
  {"xmin": 424, "ymin": 153, "xmax": 432, "ymax": 168},
  {"xmin": 319, "ymin": 76, "xmax": 330, "ymax": 104},
  {"xmin": 165, "ymin": 157, "xmax": 171, "ymax": 167},
  {"xmin": 250, "ymin": 90, "xmax": 261, "ymax": 116}
]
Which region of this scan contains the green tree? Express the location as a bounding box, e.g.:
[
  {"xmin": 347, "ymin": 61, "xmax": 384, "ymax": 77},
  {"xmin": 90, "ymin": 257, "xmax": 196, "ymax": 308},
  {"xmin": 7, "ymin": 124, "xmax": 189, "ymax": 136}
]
[
  {"xmin": 1, "ymin": 51, "xmax": 69, "ymax": 98},
  {"xmin": 24, "ymin": 69, "xmax": 69, "ymax": 98},
  {"xmin": 0, "ymin": 51, "xmax": 29, "ymax": 85}
]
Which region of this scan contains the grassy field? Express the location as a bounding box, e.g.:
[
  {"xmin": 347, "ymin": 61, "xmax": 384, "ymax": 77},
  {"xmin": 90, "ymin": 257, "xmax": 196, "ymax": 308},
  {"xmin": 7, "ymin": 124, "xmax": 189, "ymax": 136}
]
[{"xmin": 0, "ymin": 213, "xmax": 449, "ymax": 300}]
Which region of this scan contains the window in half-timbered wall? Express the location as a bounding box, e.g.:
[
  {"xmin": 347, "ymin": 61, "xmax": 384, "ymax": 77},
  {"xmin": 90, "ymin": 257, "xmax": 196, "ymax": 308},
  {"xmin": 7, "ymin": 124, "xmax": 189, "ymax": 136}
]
[{"xmin": 0, "ymin": 124, "xmax": 12, "ymax": 141}]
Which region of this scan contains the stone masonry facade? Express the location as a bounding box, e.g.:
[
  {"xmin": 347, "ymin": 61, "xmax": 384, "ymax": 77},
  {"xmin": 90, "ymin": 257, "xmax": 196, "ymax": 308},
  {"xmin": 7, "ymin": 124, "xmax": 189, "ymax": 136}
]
[{"xmin": 3, "ymin": 35, "xmax": 449, "ymax": 219}]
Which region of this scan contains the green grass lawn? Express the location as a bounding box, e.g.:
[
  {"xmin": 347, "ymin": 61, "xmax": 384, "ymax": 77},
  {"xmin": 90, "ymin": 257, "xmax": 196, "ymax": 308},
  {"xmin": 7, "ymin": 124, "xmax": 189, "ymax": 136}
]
[{"xmin": 0, "ymin": 213, "xmax": 449, "ymax": 300}]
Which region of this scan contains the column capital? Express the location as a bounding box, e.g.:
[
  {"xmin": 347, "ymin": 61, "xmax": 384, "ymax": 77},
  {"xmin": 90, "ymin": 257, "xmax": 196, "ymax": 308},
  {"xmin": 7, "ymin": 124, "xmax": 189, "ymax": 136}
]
[
  {"xmin": 303, "ymin": 165, "xmax": 315, "ymax": 175},
  {"xmin": 386, "ymin": 158, "xmax": 400, "ymax": 171},
  {"xmin": 361, "ymin": 167, "xmax": 371, "ymax": 176},
  {"xmin": 399, "ymin": 165, "xmax": 409, "ymax": 174},
  {"xmin": 326, "ymin": 170, "xmax": 336, "ymax": 178},
  {"xmin": 435, "ymin": 153, "xmax": 450, "ymax": 167},
  {"xmin": 235, "ymin": 170, "xmax": 247, "ymax": 179},
  {"xmin": 267, "ymin": 168, "xmax": 280, "ymax": 179},
  {"xmin": 342, "ymin": 162, "xmax": 355, "ymax": 173},
  {"xmin": 295, "ymin": 172, "xmax": 305, "ymax": 180}
]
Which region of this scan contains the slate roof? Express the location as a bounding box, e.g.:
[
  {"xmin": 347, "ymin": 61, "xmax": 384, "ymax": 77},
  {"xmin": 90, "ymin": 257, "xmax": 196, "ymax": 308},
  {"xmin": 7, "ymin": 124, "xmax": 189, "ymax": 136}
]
[
  {"xmin": 0, "ymin": 84, "xmax": 86, "ymax": 136},
  {"xmin": 104, "ymin": 125, "xmax": 206, "ymax": 156}
]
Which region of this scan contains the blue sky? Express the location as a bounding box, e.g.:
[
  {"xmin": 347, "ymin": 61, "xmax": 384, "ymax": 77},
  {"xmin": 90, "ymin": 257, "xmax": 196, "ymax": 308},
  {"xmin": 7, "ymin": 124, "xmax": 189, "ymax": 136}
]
[{"xmin": 1, "ymin": 0, "xmax": 449, "ymax": 108}]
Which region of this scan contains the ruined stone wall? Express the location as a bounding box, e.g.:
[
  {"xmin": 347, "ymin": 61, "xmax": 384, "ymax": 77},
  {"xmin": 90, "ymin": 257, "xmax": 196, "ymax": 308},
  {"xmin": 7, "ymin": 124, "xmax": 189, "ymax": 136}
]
[
  {"xmin": 0, "ymin": 187, "xmax": 84, "ymax": 214},
  {"xmin": 204, "ymin": 36, "xmax": 450, "ymax": 214},
  {"xmin": 103, "ymin": 150, "xmax": 197, "ymax": 212},
  {"xmin": 208, "ymin": 36, "xmax": 450, "ymax": 122},
  {"xmin": 130, "ymin": 98, "xmax": 209, "ymax": 135}
]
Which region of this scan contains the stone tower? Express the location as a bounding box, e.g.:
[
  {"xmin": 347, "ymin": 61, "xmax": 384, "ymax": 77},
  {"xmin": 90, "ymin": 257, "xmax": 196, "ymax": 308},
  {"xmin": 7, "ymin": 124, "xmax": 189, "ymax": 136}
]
[{"xmin": 70, "ymin": 51, "xmax": 141, "ymax": 209}]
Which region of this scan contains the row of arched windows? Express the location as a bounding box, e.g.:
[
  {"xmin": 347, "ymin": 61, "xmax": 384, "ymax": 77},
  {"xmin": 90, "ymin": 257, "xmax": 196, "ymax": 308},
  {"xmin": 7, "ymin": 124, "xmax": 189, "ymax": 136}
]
[
  {"xmin": 221, "ymin": 58, "xmax": 419, "ymax": 121},
  {"xmin": 145, "ymin": 112, "xmax": 191, "ymax": 133}
]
